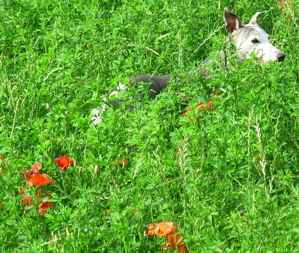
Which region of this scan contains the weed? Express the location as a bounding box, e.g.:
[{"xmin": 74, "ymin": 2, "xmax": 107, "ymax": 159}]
[{"xmin": 0, "ymin": 0, "xmax": 299, "ymax": 252}]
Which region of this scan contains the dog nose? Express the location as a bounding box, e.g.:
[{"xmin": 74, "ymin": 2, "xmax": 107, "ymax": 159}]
[{"xmin": 277, "ymin": 52, "xmax": 286, "ymax": 62}]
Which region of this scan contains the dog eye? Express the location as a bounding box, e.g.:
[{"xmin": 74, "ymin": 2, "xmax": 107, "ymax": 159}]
[{"xmin": 251, "ymin": 38, "xmax": 260, "ymax": 44}]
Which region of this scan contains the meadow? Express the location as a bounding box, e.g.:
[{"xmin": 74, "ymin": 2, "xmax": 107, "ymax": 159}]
[{"xmin": 0, "ymin": 0, "xmax": 299, "ymax": 252}]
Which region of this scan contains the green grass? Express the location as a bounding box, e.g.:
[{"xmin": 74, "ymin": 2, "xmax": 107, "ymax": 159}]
[{"xmin": 1, "ymin": 0, "xmax": 299, "ymax": 252}]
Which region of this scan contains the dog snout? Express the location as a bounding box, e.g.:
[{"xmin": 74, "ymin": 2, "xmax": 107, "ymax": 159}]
[{"xmin": 277, "ymin": 52, "xmax": 286, "ymax": 62}]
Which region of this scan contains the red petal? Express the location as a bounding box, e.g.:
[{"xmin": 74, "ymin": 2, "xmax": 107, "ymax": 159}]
[
  {"xmin": 28, "ymin": 173, "xmax": 54, "ymax": 186},
  {"xmin": 38, "ymin": 201, "xmax": 54, "ymax": 215},
  {"xmin": 147, "ymin": 222, "xmax": 175, "ymax": 236},
  {"xmin": 21, "ymin": 196, "xmax": 34, "ymax": 206},
  {"xmin": 32, "ymin": 162, "xmax": 42, "ymax": 173},
  {"xmin": 178, "ymin": 244, "xmax": 189, "ymax": 253},
  {"xmin": 19, "ymin": 188, "xmax": 34, "ymax": 206},
  {"xmin": 196, "ymin": 103, "xmax": 206, "ymax": 110},
  {"xmin": 22, "ymin": 170, "xmax": 32, "ymax": 177},
  {"xmin": 162, "ymin": 243, "xmax": 170, "ymax": 251},
  {"xmin": 166, "ymin": 226, "xmax": 189, "ymax": 253},
  {"xmin": 55, "ymin": 156, "xmax": 75, "ymax": 169}
]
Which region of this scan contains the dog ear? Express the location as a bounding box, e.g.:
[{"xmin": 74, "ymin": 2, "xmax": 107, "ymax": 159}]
[
  {"xmin": 249, "ymin": 11, "xmax": 266, "ymax": 25},
  {"xmin": 224, "ymin": 8, "xmax": 242, "ymax": 34}
]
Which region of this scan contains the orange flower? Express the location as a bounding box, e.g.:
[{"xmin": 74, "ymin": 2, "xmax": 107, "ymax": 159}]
[
  {"xmin": 19, "ymin": 188, "xmax": 42, "ymax": 206},
  {"xmin": 182, "ymin": 99, "xmax": 213, "ymax": 118},
  {"xmin": 55, "ymin": 155, "xmax": 75, "ymax": 169},
  {"xmin": 146, "ymin": 222, "xmax": 188, "ymax": 252},
  {"xmin": 20, "ymin": 193, "xmax": 34, "ymax": 206},
  {"xmin": 19, "ymin": 187, "xmax": 54, "ymax": 215},
  {"xmin": 19, "ymin": 187, "xmax": 33, "ymax": 207},
  {"xmin": 22, "ymin": 162, "xmax": 54, "ymax": 187},
  {"xmin": 196, "ymin": 103, "xmax": 206, "ymax": 111},
  {"xmin": 28, "ymin": 173, "xmax": 54, "ymax": 186},
  {"xmin": 38, "ymin": 201, "xmax": 54, "ymax": 215},
  {"xmin": 166, "ymin": 227, "xmax": 189, "ymax": 253},
  {"xmin": 182, "ymin": 90, "xmax": 219, "ymax": 118},
  {"xmin": 147, "ymin": 222, "xmax": 175, "ymax": 236}
]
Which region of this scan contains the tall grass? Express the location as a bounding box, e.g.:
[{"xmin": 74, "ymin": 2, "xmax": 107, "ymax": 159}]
[{"xmin": 1, "ymin": 0, "xmax": 299, "ymax": 252}]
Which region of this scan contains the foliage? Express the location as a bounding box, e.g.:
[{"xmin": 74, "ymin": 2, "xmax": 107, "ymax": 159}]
[{"xmin": 0, "ymin": 0, "xmax": 299, "ymax": 252}]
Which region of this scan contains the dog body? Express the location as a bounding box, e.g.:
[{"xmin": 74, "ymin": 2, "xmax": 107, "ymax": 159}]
[{"xmin": 92, "ymin": 8, "xmax": 285, "ymax": 124}]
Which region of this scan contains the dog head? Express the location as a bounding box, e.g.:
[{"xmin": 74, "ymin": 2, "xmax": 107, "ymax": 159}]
[{"xmin": 224, "ymin": 8, "xmax": 285, "ymax": 62}]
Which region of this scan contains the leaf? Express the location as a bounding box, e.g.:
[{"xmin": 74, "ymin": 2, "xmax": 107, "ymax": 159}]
[{"xmin": 6, "ymin": 220, "xmax": 17, "ymax": 226}]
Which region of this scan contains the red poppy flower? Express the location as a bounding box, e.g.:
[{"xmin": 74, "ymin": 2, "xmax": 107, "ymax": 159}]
[
  {"xmin": 166, "ymin": 227, "xmax": 189, "ymax": 253},
  {"xmin": 22, "ymin": 162, "xmax": 54, "ymax": 187},
  {"xmin": 196, "ymin": 103, "xmax": 206, "ymax": 111},
  {"xmin": 38, "ymin": 201, "xmax": 54, "ymax": 215},
  {"xmin": 20, "ymin": 195, "xmax": 34, "ymax": 206},
  {"xmin": 28, "ymin": 173, "xmax": 54, "ymax": 186},
  {"xmin": 146, "ymin": 222, "xmax": 189, "ymax": 252},
  {"xmin": 182, "ymin": 101, "xmax": 208, "ymax": 118},
  {"xmin": 54, "ymin": 155, "xmax": 75, "ymax": 169},
  {"xmin": 19, "ymin": 187, "xmax": 54, "ymax": 215},
  {"xmin": 147, "ymin": 222, "xmax": 175, "ymax": 236},
  {"xmin": 19, "ymin": 187, "xmax": 41, "ymax": 206},
  {"xmin": 177, "ymin": 243, "xmax": 189, "ymax": 253}
]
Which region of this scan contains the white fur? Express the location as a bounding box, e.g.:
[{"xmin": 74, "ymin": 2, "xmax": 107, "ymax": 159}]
[
  {"xmin": 91, "ymin": 82, "xmax": 127, "ymax": 125},
  {"xmin": 225, "ymin": 8, "xmax": 285, "ymax": 63},
  {"xmin": 234, "ymin": 25, "xmax": 282, "ymax": 62}
]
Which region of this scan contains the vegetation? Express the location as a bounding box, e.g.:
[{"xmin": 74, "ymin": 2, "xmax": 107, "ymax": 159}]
[{"xmin": 0, "ymin": 0, "xmax": 298, "ymax": 252}]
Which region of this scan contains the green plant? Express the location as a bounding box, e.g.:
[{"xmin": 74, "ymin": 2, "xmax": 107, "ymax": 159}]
[{"xmin": 1, "ymin": 0, "xmax": 299, "ymax": 252}]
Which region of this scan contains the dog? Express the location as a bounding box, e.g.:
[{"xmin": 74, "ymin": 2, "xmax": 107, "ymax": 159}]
[{"xmin": 92, "ymin": 8, "xmax": 285, "ymax": 124}]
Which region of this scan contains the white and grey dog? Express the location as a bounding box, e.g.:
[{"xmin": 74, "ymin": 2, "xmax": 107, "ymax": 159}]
[{"xmin": 92, "ymin": 8, "xmax": 285, "ymax": 124}]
